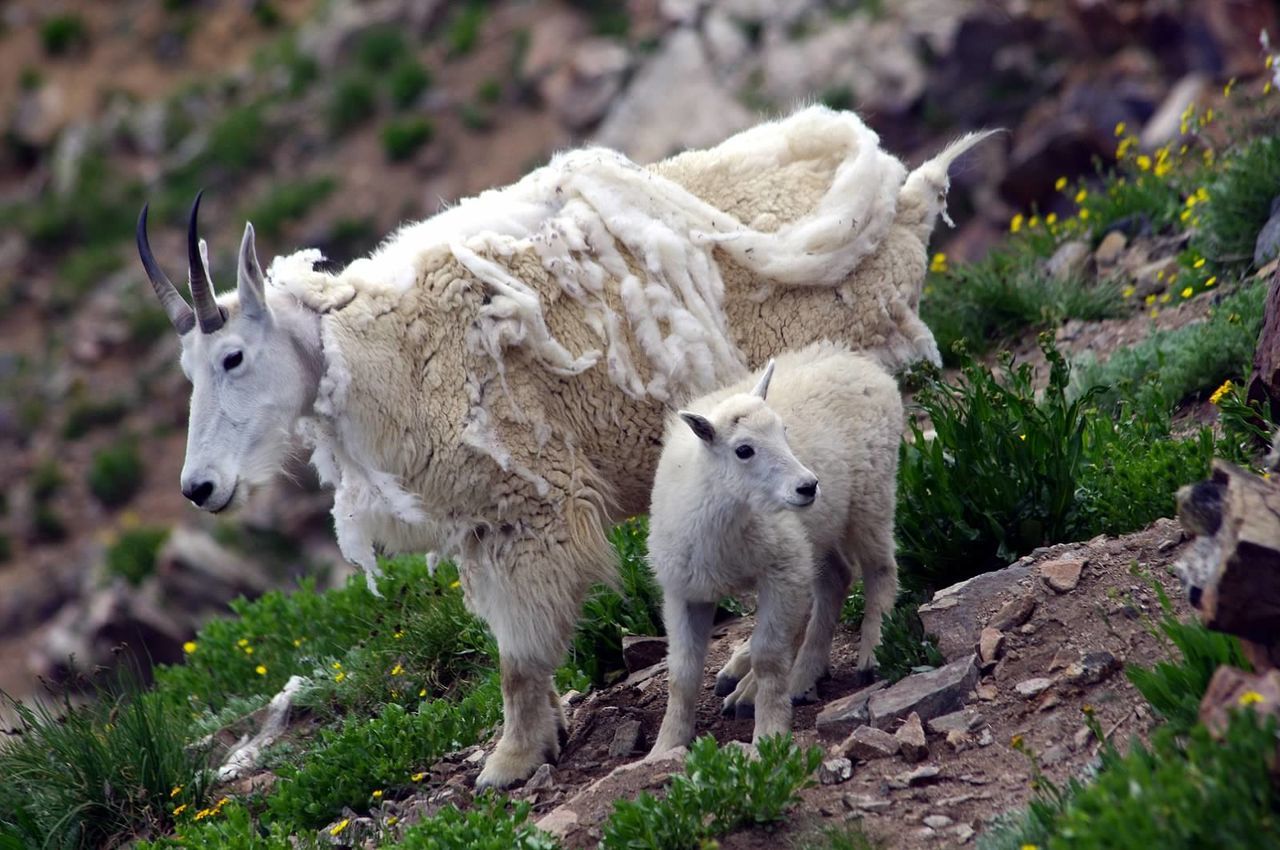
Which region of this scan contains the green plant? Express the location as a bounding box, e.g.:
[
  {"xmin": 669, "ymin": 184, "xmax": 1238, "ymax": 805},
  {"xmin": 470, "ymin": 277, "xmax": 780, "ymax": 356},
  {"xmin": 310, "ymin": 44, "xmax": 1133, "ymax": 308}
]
[
  {"xmin": 389, "ymin": 60, "xmax": 432, "ymax": 109},
  {"xmin": 793, "ymin": 824, "xmax": 884, "ymax": 850},
  {"xmin": 601, "ymin": 735, "xmax": 821, "ymax": 849},
  {"xmin": 476, "ymin": 78, "xmax": 502, "ymax": 105},
  {"xmin": 55, "ymin": 245, "xmax": 124, "ymax": 305},
  {"xmin": 31, "ymin": 458, "xmax": 64, "ymax": 502},
  {"xmin": 0, "ymin": 670, "xmax": 211, "ymax": 850},
  {"xmin": 1195, "ymin": 135, "xmax": 1280, "ymax": 268},
  {"xmin": 204, "ymin": 104, "xmax": 271, "ymax": 175},
  {"xmin": 1214, "ymin": 378, "xmax": 1278, "ymax": 467},
  {"xmin": 1126, "ymin": 586, "xmax": 1251, "ymax": 735},
  {"xmin": 40, "ymin": 14, "xmax": 89, "ymax": 56},
  {"xmin": 873, "ymin": 597, "xmax": 944, "ymax": 682},
  {"xmin": 135, "ymin": 800, "xmax": 304, "ymax": 849},
  {"xmin": 459, "ymin": 102, "xmax": 494, "ymax": 132},
  {"xmin": 87, "ymin": 438, "xmax": 144, "ymax": 508},
  {"xmin": 33, "ymin": 505, "xmax": 67, "ymax": 542},
  {"xmin": 19, "ymin": 66, "xmax": 43, "ymax": 91},
  {"xmin": 0, "ymin": 533, "xmax": 11, "ymax": 563},
  {"xmin": 381, "ymin": 118, "xmax": 435, "ymax": 162},
  {"xmin": 840, "ymin": 581, "xmax": 865, "ymax": 627},
  {"xmin": 244, "ymin": 177, "xmax": 337, "ymax": 239},
  {"xmin": 327, "ymin": 74, "xmax": 377, "ymax": 136},
  {"xmin": 266, "ymin": 678, "xmax": 501, "ymax": 828},
  {"xmin": 387, "ymin": 797, "xmax": 558, "ymax": 850},
  {"xmin": 355, "ymin": 26, "xmax": 408, "ymax": 71},
  {"xmin": 446, "ymin": 1, "xmax": 488, "ymax": 57},
  {"xmin": 63, "ymin": 396, "xmax": 128, "ymax": 439},
  {"xmin": 105, "ymin": 526, "xmax": 170, "ymax": 586}
]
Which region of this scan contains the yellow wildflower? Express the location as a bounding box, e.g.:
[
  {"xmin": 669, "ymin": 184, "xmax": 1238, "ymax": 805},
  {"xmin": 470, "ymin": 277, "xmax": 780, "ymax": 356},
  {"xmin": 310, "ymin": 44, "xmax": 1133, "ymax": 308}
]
[
  {"xmin": 449, "ymin": 579, "xmax": 461, "ymax": 589},
  {"xmin": 1028, "ymin": 215, "xmax": 1040, "ymax": 229},
  {"xmin": 1204, "ymin": 107, "xmax": 1214, "ymax": 124},
  {"xmin": 1022, "ymin": 845, "xmax": 1040, "ymax": 850},
  {"xmin": 1010, "ymin": 213, "xmax": 1024, "ymax": 233},
  {"xmin": 372, "ymin": 789, "xmax": 383, "ymax": 799},
  {"xmin": 1181, "ymin": 286, "xmax": 1193, "ymax": 298},
  {"xmin": 293, "ymin": 638, "xmax": 303, "ymax": 647},
  {"xmin": 1079, "ymin": 208, "xmax": 1090, "ymax": 220},
  {"xmin": 1074, "ymin": 189, "xmax": 1087, "ymax": 204},
  {"xmin": 255, "ymin": 664, "xmax": 267, "ymax": 676},
  {"xmin": 1122, "ymin": 286, "xmax": 1135, "ymax": 298},
  {"xmin": 1114, "ymin": 121, "xmax": 1126, "ymax": 137},
  {"xmin": 1239, "ymin": 690, "xmax": 1265, "ymax": 706},
  {"xmin": 330, "ymin": 819, "xmax": 351, "ymax": 837},
  {"xmin": 183, "ymin": 641, "xmax": 197, "ymax": 654},
  {"xmin": 1055, "ymin": 176, "xmax": 1068, "ymax": 191},
  {"xmin": 1136, "ymin": 154, "xmax": 1152, "ymax": 172},
  {"xmin": 170, "ymin": 785, "xmax": 184, "ymax": 798},
  {"xmin": 1268, "ymin": 54, "xmax": 1275, "ymax": 69},
  {"xmin": 1205, "ymin": 276, "xmax": 1217, "ymax": 287},
  {"xmin": 1010, "ymin": 734, "xmax": 1024, "ymax": 749},
  {"xmin": 237, "ymin": 638, "xmax": 249, "ymax": 648},
  {"xmin": 388, "ymin": 816, "xmax": 399, "ymax": 826},
  {"xmin": 1193, "ymin": 257, "xmax": 1206, "ymax": 269},
  {"xmin": 1196, "ymin": 187, "xmax": 1209, "ymax": 203},
  {"xmin": 929, "ymin": 252, "xmax": 948, "ymax": 274},
  {"xmin": 1150, "ymin": 308, "xmax": 1159, "ymax": 318},
  {"xmin": 391, "ymin": 663, "xmax": 404, "ymax": 676},
  {"xmin": 1159, "ymin": 292, "xmax": 1171, "ymax": 303},
  {"xmin": 1082, "ymin": 704, "xmax": 1096, "ymax": 716},
  {"xmin": 1210, "ymin": 380, "xmax": 1234, "ymax": 405},
  {"xmin": 1144, "ymin": 294, "xmax": 1157, "ymax": 305},
  {"xmin": 393, "ymin": 631, "xmax": 404, "ymax": 640},
  {"xmin": 1116, "ymin": 136, "xmax": 1137, "ymax": 159},
  {"xmin": 1224, "ymin": 78, "xmax": 1236, "ymax": 98},
  {"xmin": 1267, "ymin": 81, "xmax": 1275, "ymax": 95},
  {"xmin": 244, "ymin": 646, "xmax": 254, "ymax": 655},
  {"xmin": 412, "ymin": 771, "xmax": 427, "ymax": 782},
  {"xmin": 1180, "ymin": 209, "xmax": 1192, "ymax": 223},
  {"xmin": 1018, "ymin": 434, "xmax": 1027, "ymax": 441},
  {"xmin": 335, "ymin": 671, "xmax": 347, "ymax": 683},
  {"xmin": 173, "ymin": 803, "xmax": 189, "ymax": 817},
  {"xmin": 1045, "ymin": 212, "xmax": 1057, "ymax": 226},
  {"xmin": 419, "ymin": 688, "xmax": 428, "ymax": 697},
  {"xmin": 332, "ymin": 661, "xmax": 343, "ymax": 670}
]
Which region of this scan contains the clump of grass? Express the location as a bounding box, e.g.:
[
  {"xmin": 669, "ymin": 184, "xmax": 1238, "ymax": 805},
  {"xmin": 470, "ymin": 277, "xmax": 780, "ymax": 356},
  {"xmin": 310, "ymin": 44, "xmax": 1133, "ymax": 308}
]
[
  {"xmin": 1195, "ymin": 135, "xmax": 1280, "ymax": 269},
  {"xmin": 355, "ymin": 25, "xmax": 408, "ymax": 71},
  {"xmin": 388, "ymin": 59, "xmax": 431, "ymax": 109},
  {"xmin": 204, "ymin": 104, "xmax": 271, "ymax": 174},
  {"xmin": 386, "ymin": 797, "xmax": 556, "ymax": 850},
  {"xmin": 0, "ymin": 671, "xmax": 211, "ymax": 850},
  {"xmin": 87, "ymin": 437, "xmax": 144, "ymax": 508},
  {"xmin": 446, "ymin": 1, "xmax": 488, "ymax": 57},
  {"xmin": 55, "ymin": 244, "xmax": 124, "ymax": 305},
  {"xmin": 105, "ymin": 526, "xmax": 170, "ymax": 586},
  {"xmin": 40, "ymin": 14, "xmax": 89, "ymax": 56},
  {"xmin": 381, "ymin": 117, "xmax": 434, "ymax": 162},
  {"xmin": 476, "ymin": 78, "xmax": 502, "ymax": 105},
  {"xmin": 459, "ymin": 101, "xmax": 494, "ymax": 132},
  {"xmin": 601, "ymin": 735, "xmax": 821, "ymax": 850},
  {"xmin": 243, "ymin": 177, "xmax": 337, "ymax": 239},
  {"xmin": 31, "ymin": 458, "xmax": 65, "ymax": 501},
  {"xmin": 327, "ymin": 74, "xmax": 377, "ymax": 136},
  {"xmin": 63, "ymin": 396, "xmax": 128, "ymax": 439},
  {"xmin": 873, "ymin": 597, "xmax": 944, "ymax": 682}
]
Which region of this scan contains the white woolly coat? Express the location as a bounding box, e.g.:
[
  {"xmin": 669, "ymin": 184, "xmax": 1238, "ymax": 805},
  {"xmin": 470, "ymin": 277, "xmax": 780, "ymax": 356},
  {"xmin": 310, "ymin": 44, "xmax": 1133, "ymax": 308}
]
[{"xmin": 263, "ymin": 107, "xmax": 982, "ymax": 656}]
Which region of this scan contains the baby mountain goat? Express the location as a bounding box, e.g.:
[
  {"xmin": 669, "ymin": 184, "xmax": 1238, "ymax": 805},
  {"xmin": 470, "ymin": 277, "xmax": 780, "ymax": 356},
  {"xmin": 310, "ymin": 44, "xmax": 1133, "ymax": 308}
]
[{"xmin": 649, "ymin": 342, "xmax": 902, "ymax": 754}]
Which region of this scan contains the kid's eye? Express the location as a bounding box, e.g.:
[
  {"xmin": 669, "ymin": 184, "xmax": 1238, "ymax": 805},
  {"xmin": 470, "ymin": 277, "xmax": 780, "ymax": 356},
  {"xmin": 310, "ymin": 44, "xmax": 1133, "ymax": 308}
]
[
  {"xmin": 735, "ymin": 444, "xmax": 754, "ymax": 459},
  {"xmin": 223, "ymin": 351, "xmax": 243, "ymax": 371}
]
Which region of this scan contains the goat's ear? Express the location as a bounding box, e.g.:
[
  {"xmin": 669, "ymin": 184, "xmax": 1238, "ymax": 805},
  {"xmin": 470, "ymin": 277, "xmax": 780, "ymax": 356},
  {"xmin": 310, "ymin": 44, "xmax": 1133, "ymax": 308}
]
[
  {"xmin": 237, "ymin": 222, "xmax": 270, "ymax": 321},
  {"xmin": 751, "ymin": 359, "xmax": 776, "ymax": 400},
  {"xmin": 678, "ymin": 411, "xmax": 716, "ymax": 444}
]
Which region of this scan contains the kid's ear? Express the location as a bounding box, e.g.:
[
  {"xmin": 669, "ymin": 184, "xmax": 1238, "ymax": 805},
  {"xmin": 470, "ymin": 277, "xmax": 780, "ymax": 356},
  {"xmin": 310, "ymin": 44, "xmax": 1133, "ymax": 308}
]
[{"xmin": 678, "ymin": 411, "xmax": 716, "ymax": 444}]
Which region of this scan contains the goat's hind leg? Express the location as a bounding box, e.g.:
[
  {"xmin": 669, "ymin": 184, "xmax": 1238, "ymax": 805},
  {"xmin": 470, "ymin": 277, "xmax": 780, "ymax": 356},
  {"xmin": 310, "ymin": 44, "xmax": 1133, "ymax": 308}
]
[
  {"xmin": 788, "ymin": 549, "xmax": 854, "ymax": 703},
  {"xmin": 651, "ymin": 598, "xmax": 716, "ymax": 756}
]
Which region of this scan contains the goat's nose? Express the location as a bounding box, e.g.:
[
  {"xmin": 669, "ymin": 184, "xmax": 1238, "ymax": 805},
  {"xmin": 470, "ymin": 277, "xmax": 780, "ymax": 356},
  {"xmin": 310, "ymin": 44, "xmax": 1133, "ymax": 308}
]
[
  {"xmin": 796, "ymin": 480, "xmax": 818, "ymax": 499},
  {"xmin": 184, "ymin": 480, "xmax": 215, "ymax": 507}
]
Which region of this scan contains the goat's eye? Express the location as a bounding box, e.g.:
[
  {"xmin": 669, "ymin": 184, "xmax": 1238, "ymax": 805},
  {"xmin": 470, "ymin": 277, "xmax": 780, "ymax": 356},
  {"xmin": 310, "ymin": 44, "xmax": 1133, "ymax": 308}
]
[
  {"xmin": 223, "ymin": 351, "xmax": 244, "ymax": 371},
  {"xmin": 735, "ymin": 444, "xmax": 754, "ymax": 460}
]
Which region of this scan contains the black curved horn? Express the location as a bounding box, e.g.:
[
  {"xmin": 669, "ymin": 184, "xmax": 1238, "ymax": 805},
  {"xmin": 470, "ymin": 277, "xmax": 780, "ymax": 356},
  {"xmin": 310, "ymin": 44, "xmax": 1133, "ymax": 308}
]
[
  {"xmin": 136, "ymin": 205, "xmax": 195, "ymax": 335},
  {"xmin": 187, "ymin": 191, "xmax": 225, "ymax": 334}
]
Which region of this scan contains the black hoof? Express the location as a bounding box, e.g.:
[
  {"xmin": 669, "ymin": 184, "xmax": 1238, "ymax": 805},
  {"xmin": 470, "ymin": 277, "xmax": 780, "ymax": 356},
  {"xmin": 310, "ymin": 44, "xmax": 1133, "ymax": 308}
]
[
  {"xmin": 850, "ymin": 668, "xmax": 877, "ymax": 688},
  {"xmin": 557, "ymin": 723, "xmax": 569, "ymax": 751},
  {"xmin": 791, "ymin": 691, "xmax": 819, "ymax": 707},
  {"xmin": 733, "ymin": 701, "xmax": 755, "ymax": 721},
  {"xmin": 714, "ymin": 675, "xmax": 740, "ymax": 698}
]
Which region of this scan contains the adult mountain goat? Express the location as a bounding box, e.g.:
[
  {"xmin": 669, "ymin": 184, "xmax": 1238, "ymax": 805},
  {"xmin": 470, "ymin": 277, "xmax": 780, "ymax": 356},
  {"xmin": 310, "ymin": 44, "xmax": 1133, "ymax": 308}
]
[{"xmin": 137, "ymin": 107, "xmax": 989, "ymax": 787}]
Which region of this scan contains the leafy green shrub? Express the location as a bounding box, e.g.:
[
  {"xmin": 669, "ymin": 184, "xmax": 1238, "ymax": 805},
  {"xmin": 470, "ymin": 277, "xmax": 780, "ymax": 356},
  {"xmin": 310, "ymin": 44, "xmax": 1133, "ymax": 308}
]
[
  {"xmin": 40, "ymin": 14, "xmax": 89, "ymax": 56},
  {"xmin": 1075, "ymin": 170, "xmax": 1186, "ymax": 238},
  {"xmin": 87, "ymin": 438, "xmax": 144, "ymax": 508},
  {"xmin": 266, "ymin": 677, "xmax": 501, "ymax": 828},
  {"xmin": 389, "ymin": 60, "xmax": 432, "ymax": 109},
  {"xmin": 387, "ymin": 797, "xmax": 557, "ymax": 850},
  {"xmin": 328, "ymin": 74, "xmax": 378, "ymax": 136},
  {"xmin": 33, "ymin": 504, "xmax": 67, "ymax": 542},
  {"xmin": 1196, "ymin": 135, "xmax": 1280, "ymax": 268},
  {"xmin": 459, "ymin": 101, "xmax": 494, "ymax": 132},
  {"xmin": 1069, "ymin": 280, "xmax": 1266, "ymax": 413},
  {"xmin": 31, "ymin": 458, "xmax": 64, "ymax": 502},
  {"xmin": 873, "ymin": 597, "xmax": 945, "ymax": 682},
  {"xmin": 568, "ymin": 0, "xmax": 630, "ymax": 37},
  {"xmin": 601, "ymin": 735, "xmax": 821, "ymax": 849},
  {"xmin": 63, "ymin": 396, "xmax": 128, "ymax": 439},
  {"xmin": 205, "ymin": 104, "xmax": 271, "ymax": 175},
  {"xmin": 446, "ymin": 2, "xmax": 488, "ymax": 57},
  {"xmin": 381, "ymin": 118, "xmax": 435, "ymax": 162},
  {"xmin": 105, "ymin": 526, "xmax": 170, "ymax": 586},
  {"xmin": 135, "ymin": 800, "xmax": 303, "ymax": 849},
  {"xmin": 563, "ymin": 517, "xmax": 664, "ymax": 686},
  {"xmin": 244, "ymin": 177, "xmax": 337, "ymax": 239},
  {"xmin": 55, "ymin": 245, "xmax": 124, "ymax": 305},
  {"xmin": 476, "ymin": 78, "xmax": 502, "ymax": 105},
  {"xmin": 1126, "ymin": 587, "xmax": 1251, "ymax": 735},
  {"xmin": 355, "ymin": 26, "xmax": 408, "ymax": 71},
  {"xmin": 0, "ymin": 673, "xmax": 211, "ymax": 850}
]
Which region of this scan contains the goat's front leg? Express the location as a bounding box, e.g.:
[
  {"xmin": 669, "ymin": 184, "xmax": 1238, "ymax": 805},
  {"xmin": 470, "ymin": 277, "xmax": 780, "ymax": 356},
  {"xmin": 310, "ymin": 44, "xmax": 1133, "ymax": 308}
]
[
  {"xmin": 749, "ymin": 559, "xmax": 810, "ymax": 743},
  {"xmin": 651, "ymin": 597, "xmax": 716, "ymax": 756},
  {"xmin": 789, "ymin": 550, "xmax": 854, "ymax": 702}
]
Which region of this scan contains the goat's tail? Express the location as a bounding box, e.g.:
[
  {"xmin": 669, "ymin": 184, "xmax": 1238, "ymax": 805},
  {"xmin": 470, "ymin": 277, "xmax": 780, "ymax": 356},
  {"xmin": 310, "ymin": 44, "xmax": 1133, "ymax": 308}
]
[{"xmin": 897, "ymin": 129, "xmax": 1003, "ymax": 243}]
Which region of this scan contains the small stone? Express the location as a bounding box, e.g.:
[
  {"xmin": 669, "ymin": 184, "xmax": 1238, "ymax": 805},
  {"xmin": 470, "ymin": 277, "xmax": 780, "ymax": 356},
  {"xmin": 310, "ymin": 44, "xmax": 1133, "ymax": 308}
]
[
  {"xmin": 1062, "ymin": 651, "xmax": 1121, "ymax": 686},
  {"xmin": 1040, "ymin": 744, "xmax": 1069, "ymax": 766},
  {"xmin": 977, "ymin": 728, "xmax": 994, "ymax": 747},
  {"xmin": 1132, "ymin": 257, "xmax": 1179, "ymax": 297},
  {"xmin": 1038, "ymin": 692, "xmax": 1062, "ymax": 712},
  {"xmin": 1018, "ymin": 623, "xmax": 1037, "ymax": 636},
  {"xmin": 1094, "ymin": 230, "xmax": 1127, "ymax": 265},
  {"xmin": 843, "ymin": 793, "xmax": 891, "ymax": 812},
  {"xmin": 561, "ymin": 689, "xmax": 583, "ymax": 707},
  {"xmin": 978, "ymin": 627, "xmax": 1005, "ymax": 666},
  {"xmin": 975, "ymin": 683, "xmax": 998, "ymax": 702},
  {"xmin": 901, "ymin": 765, "xmax": 941, "ymax": 786},
  {"xmin": 525, "ymin": 763, "xmax": 555, "ymax": 792},
  {"xmin": 1255, "ymin": 198, "xmax": 1280, "ymax": 267},
  {"xmin": 1046, "ymin": 240, "xmax": 1092, "ymax": 281},
  {"xmin": 927, "ymin": 709, "xmax": 981, "ymax": 735},
  {"xmin": 988, "ymin": 595, "xmax": 1036, "ymax": 631},
  {"xmin": 1015, "ymin": 677, "xmax": 1053, "ymax": 698},
  {"xmin": 923, "ymin": 815, "xmax": 954, "ymax": 829},
  {"xmin": 1047, "ymin": 647, "xmax": 1079, "ymax": 673},
  {"xmin": 954, "ymin": 823, "xmax": 976, "ymax": 843},
  {"xmin": 1072, "ymin": 725, "xmax": 1095, "ymax": 751},
  {"xmin": 838, "ymin": 725, "xmax": 900, "ymax": 761},
  {"xmin": 959, "ymin": 773, "xmax": 990, "ymax": 785},
  {"xmin": 896, "ymin": 712, "xmax": 929, "ymax": 763},
  {"xmin": 819, "ymin": 757, "xmax": 854, "ymax": 785},
  {"xmin": 536, "ymin": 807, "xmax": 580, "ymax": 839},
  {"xmin": 867, "ymin": 655, "xmax": 980, "ymax": 729},
  {"xmin": 815, "ymin": 680, "xmax": 888, "ymax": 739},
  {"xmin": 463, "ymin": 748, "xmax": 487, "ymax": 767},
  {"xmin": 1040, "ymin": 558, "xmax": 1085, "ymax": 593},
  {"xmin": 945, "ymin": 729, "xmax": 971, "ymax": 752},
  {"xmin": 608, "ymin": 719, "xmax": 642, "ymax": 758}
]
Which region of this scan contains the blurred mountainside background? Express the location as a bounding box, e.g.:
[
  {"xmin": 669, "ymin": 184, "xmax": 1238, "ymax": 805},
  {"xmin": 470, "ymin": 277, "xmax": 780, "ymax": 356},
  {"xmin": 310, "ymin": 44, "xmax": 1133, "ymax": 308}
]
[{"xmin": 0, "ymin": 0, "xmax": 1272, "ymax": 707}]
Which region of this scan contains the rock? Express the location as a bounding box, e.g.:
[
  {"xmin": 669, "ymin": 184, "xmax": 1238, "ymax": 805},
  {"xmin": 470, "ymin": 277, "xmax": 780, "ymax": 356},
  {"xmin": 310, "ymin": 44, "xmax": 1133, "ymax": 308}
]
[
  {"xmin": 815, "ymin": 680, "xmax": 888, "ymax": 739},
  {"xmin": 1254, "ymin": 197, "xmax": 1280, "ymax": 268},
  {"xmin": 867, "ymin": 655, "xmax": 980, "ymax": 729},
  {"xmin": 1040, "ymin": 744, "xmax": 1069, "ymax": 766},
  {"xmin": 923, "ymin": 815, "xmax": 954, "ymax": 829},
  {"xmin": 593, "ymin": 29, "xmax": 753, "ymax": 163},
  {"xmin": 1094, "ymin": 231, "xmax": 1127, "ymax": 266},
  {"xmin": 525, "ymin": 763, "xmax": 555, "ymax": 792},
  {"xmin": 918, "ymin": 562, "xmax": 1033, "ymax": 659},
  {"xmin": 322, "ymin": 812, "xmax": 376, "ymax": 846},
  {"xmin": 1200, "ymin": 667, "xmax": 1280, "ymax": 735},
  {"xmin": 978, "ymin": 627, "xmax": 1005, "ymax": 666},
  {"xmin": 1071, "ymin": 725, "xmax": 1095, "ymax": 751},
  {"xmin": 543, "ymin": 38, "xmax": 631, "ymax": 131},
  {"xmin": 1048, "ymin": 647, "xmax": 1079, "ymax": 673},
  {"xmin": 537, "ymin": 806, "xmax": 580, "ymax": 839},
  {"xmin": 1133, "ymin": 257, "xmax": 1179, "ymax": 297},
  {"xmin": 1141, "ymin": 73, "xmax": 1209, "ymax": 149},
  {"xmin": 1062, "ymin": 651, "xmax": 1121, "ymax": 686},
  {"xmin": 1039, "ymin": 557, "xmax": 1085, "ymax": 592},
  {"xmin": 896, "ymin": 712, "xmax": 928, "ymax": 763},
  {"xmin": 522, "ymin": 11, "xmax": 587, "ymax": 82},
  {"xmin": 608, "ymin": 719, "xmax": 642, "ymax": 758},
  {"xmin": 838, "ymin": 725, "xmax": 900, "ymax": 761},
  {"xmin": 988, "ymin": 593, "xmax": 1037, "ymax": 632},
  {"xmin": 10, "ymin": 83, "xmax": 67, "ymax": 149},
  {"xmin": 977, "ymin": 728, "xmax": 994, "ymax": 747},
  {"xmin": 703, "ymin": 8, "xmax": 749, "ymax": 68},
  {"xmin": 975, "ymin": 682, "xmax": 998, "ymax": 702},
  {"xmin": 1046, "ymin": 240, "xmax": 1093, "ymax": 282},
  {"xmin": 945, "ymin": 729, "xmax": 971, "ymax": 752},
  {"xmin": 621, "ymin": 635, "xmax": 668, "ymax": 674},
  {"xmin": 463, "ymin": 747, "xmax": 487, "ymax": 767},
  {"xmin": 1015, "ymin": 677, "xmax": 1053, "ymax": 698},
  {"xmin": 843, "ymin": 793, "xmax": 890, "ymax": 812},
  {"xmin": 900, "ymin": 765, "xmax": 941, "ymax": 787},
  {"xmin": 819, "ymin": 757, "xmax": 853, "ymax": 785},
  {"xmin": 927, "ymin": 709, "xmax": 982, "ymax": 736},
  {"xmin": 954, "ymin": 823, "xmax": 976, "ymax": 843}
]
